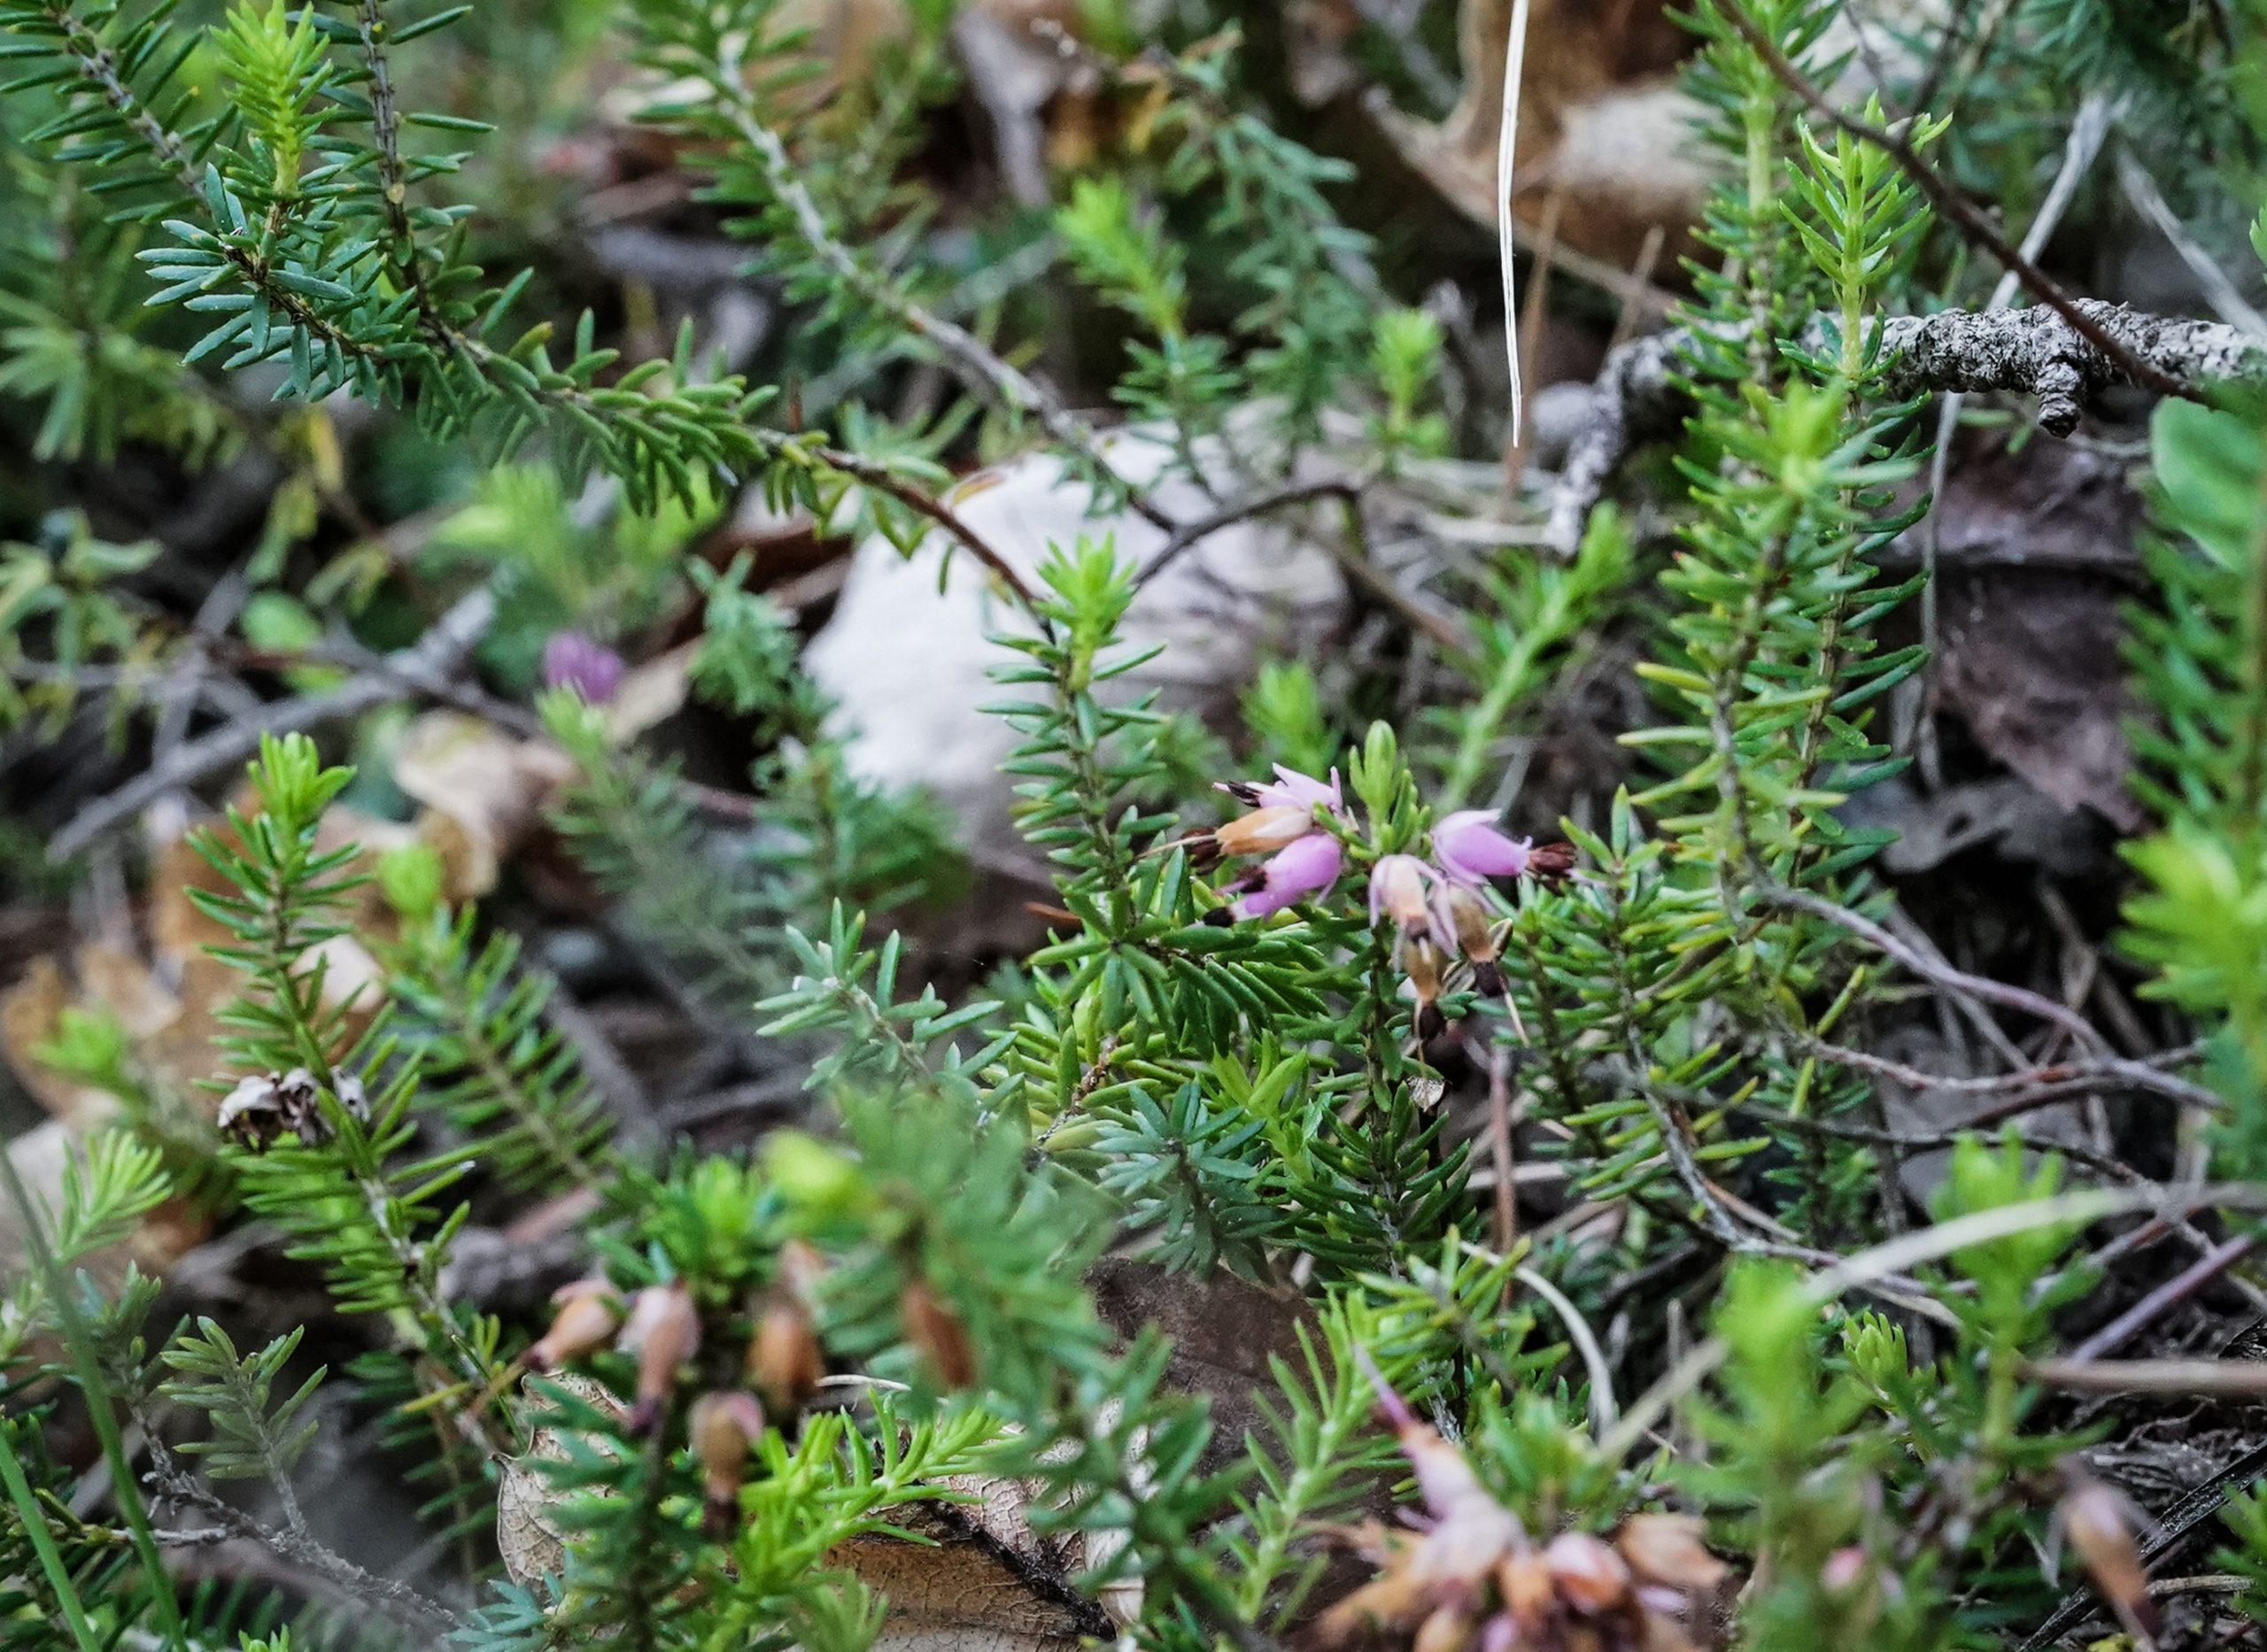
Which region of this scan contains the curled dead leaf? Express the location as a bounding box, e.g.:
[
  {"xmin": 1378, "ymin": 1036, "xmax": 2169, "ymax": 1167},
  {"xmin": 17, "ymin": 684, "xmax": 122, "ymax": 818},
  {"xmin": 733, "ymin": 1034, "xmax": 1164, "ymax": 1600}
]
[
  {"xmin": 497, "ymin": 1371, "xmax": 631, "ymax": 1591},
  {"xmin": 1367, "ymin": 0, "xmax": 1709, "ymax": 269},
  {"xmin": 394, "ymin": 713, "xmax": 576, "ymax": 903}
]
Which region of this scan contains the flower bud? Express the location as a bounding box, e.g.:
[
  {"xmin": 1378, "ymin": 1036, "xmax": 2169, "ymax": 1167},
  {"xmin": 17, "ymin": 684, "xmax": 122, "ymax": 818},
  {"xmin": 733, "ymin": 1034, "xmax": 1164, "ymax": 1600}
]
[
  {"xmin": 1412, "ymin": 1601, "xmax": 1475, "ymax": 1652},
  {"xmin": 1545, "ymin": 1531, "xmax": 1631, "ymax": 1616},
  {"xmin": 1615, "ymin": 1514, "xmax": 1727, "ymax": 1594},
  {"xmin": 2060, "ymin": 1478, "xmax": 2158, "ymax": 1642},
  {"xmin": 901, "ymin": 1279, "xmax": 978, "ymax": 1387},
  {"xmin": 762, "ymin": 1132, "xmax": 864, "ymax": 1220},
  {"xmin": 1496, "ymin": 1551, "xmax": 1557, "ymax": 1637},
  {"xmin": 1444, "ymin": 887, "xmax": 1505, "ymax": 996},
  {"xmin": 689, "ymin": 1389, "xmax": 767, "ymax": 1533},
  {"xmin": 1404, "ymin": 937, "xmax": 1448, "ymax": 1042},
  {"xmin": 1524, "ymin": 842, "xmax": 1577, "ymax": 886},
  {"xmin": 746, "ymin": 1296, "xmax": 824, "ymax": 1413},
  {"xmin": 618, "ymin": 1283, "xmax": 701, "ymax": 1433},
  {"xmin": 526, "ymin": 1278, "xmax": 623, "ymax": 1371},
  {"xmin": 1369, "ymin": 853, "xmax": 1439, "ymax": 938},
  {"xmin": 542, "ymin": 630, "xmax": 625, "ymax": 704},
  {"xmin": 1230, "ymin": 830, "xmax": 1343, "ymax": 920},
  {"xmin": 1213, "ymin": 806, "xmax": 1316, "ymax": 858}
]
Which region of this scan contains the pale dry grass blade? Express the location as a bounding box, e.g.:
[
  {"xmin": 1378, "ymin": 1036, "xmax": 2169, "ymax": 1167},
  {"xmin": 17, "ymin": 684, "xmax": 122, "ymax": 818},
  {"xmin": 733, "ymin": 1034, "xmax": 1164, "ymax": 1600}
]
[{"xmin": 1498, "ymin": 0, "xmax": 1532, "ymax": 444}]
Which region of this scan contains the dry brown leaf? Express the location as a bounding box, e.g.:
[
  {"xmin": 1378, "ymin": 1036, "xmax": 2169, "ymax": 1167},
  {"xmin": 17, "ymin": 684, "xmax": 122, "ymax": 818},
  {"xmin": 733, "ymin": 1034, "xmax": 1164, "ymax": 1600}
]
[
  {"xmin": 394, "ymin": 712, "xmax": 576, "ymax": 903},
  {"xmin": 1088, "ymin": 1257, "xmax": 1314, "ymax": 1478},
  {"xmin": 0, "ymin": 956, "xmax": 109, "ymax": 1126},
  {"xmin": 497, "ymin": 1372, "xmax": 631, "ymax": 1590},
  {"xmin": 0, "ymin": 1119, "xmax": 205, "ymax": 1284},
  {"xmin": 604, "ymin": 641, "xmax": 696, "ymax": 747},
  {"xmin": 833, "ymin": 1470, "xmax": 1128, "ymax": 1652},
  {"xmin": 1368, "ymin": 0, "xmax": 1708, "ymax": 269},
  {"xmin": 492, "ymin": 1370, "xmax": 1137, "ymax": 1645}
]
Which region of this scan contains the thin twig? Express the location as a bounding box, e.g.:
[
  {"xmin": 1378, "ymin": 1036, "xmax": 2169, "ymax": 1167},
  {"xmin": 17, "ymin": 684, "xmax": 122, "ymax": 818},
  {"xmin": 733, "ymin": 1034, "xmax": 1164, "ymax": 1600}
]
[
  {"xmin": 1759, "ymin": 885, "xmax": 2226, "ymax": 1114},
  {"xmin": 1601, "ymin": 1182, "xmax": 2267, "ymax": 1463},
  {"xmin": 1513, "ymin": 1263, "xmax": 1618, "ymax": 1433},
  {"xmin": 49, "ymin": 587, "xmax": 498, "ymax": 861},
  {"xmin": 2023, "ymin": 1356, "xmax": 2267, "ymax": 1399},
  {"xmin": 2066, "ymin": 1235, "xmax": 2258, "ymax": 1363},
  {"xmin": 1544, "ymin": 300, "xmax": 2266, "ymax": 552},
  {"xmin": 2115, "ymin": 148, "xmax": 2267, "ymax": 341},
  {"xmin": 1132, "ymin": 476, "xmax": 1366, "ymax": 587}
]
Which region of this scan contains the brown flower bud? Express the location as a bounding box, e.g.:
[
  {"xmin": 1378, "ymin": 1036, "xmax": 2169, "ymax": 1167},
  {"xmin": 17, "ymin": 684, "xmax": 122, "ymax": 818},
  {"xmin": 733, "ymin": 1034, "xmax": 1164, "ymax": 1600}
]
[
  {"xmin": 1441, "ymin": 888, "xmax": 1505, "ymax": 997},
  {"xmin": 688, "ymin": 1389, "xmax": 767, "ymax": 1533},
  {"xmin": 526, "ymin": 1278, "xmax": 623, "ymax": 1371},
  {"xmin": 618, "ymin": 1283, "xmax": 701, "ymax": 1432},
  {"xmin": 1615, "ymin": 1514, "xmax": 1727, "ymax": 1594},
  {"xmin": 2060, "ymin": 1478, "xmax": 2158, "ymax": 1643},
  {"xmin": 746, "ymin": 1297, "xmax": 824, "ymax": 1413},
  {"xmin": 1412, "ymin": 1601, "xmax": 1476, "ymax": 1652},
  {"xmin": 1370, "ymin": 853, "xmax": 1439, "ymax": 938},
  {"xmin": 1404, "ymin": 938, "xmax": 1450, "ymax": 1040},
  {"xmin": 776, "ymin": 1238, "xmax": 825, "ymax": 1301},
  {"xmin": 1546, "ymin": 1531, "xmax": 1631, "ymax": 1616},
  {"xmin": 1524, "ymin": 843, "xmax": 1577, "ymax": 887},
  {"xmin": 1497, "ymin": 1550, "xmax": 1557, "ymax": 1638},
  {"xmin": 1213, "ymin": 807, "xmax": 1315, "ymax": 858},
  {"xmin": 1444, "ymin": 887, "xmax": 1499, "ymax": 961},
  {"xmin": 901, "ymin": 1279, "xmax": 978, "ymax": 1387}
]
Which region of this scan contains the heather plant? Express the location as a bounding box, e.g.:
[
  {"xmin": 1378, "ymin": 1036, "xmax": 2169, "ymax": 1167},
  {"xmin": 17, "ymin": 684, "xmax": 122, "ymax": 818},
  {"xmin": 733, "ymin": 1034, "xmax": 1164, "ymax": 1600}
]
[{"xmin": 0, "ymin": 1, "xmax": 2263, "ymax": 1650}]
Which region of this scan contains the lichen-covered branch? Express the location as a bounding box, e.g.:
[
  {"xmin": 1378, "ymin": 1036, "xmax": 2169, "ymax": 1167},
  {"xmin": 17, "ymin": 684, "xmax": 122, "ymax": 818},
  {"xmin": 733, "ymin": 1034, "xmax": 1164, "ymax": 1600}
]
[{"xmin": 1544, "ymin": 301, "xmax": 2267, "ymax": 553}]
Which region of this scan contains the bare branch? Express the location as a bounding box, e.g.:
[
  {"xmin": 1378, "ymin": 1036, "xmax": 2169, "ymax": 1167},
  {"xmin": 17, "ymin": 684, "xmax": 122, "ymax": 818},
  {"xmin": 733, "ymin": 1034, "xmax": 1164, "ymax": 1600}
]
[{"xmin": 1544, "ymin": 301, "xmax": 2267, "ymax": 552}]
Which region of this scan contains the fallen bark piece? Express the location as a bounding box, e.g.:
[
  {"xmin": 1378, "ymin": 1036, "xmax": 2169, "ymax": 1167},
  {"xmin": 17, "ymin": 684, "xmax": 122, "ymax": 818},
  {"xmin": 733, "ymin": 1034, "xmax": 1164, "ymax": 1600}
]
[{"xmin": 1544, "ymin": 301, "xmax": 2267, "ymax": 554}]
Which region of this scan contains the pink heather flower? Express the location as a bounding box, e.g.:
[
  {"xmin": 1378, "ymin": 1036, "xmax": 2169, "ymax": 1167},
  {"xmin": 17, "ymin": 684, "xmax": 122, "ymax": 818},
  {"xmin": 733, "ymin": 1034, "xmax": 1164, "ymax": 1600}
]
[
  {"xmin": 1217, "ymin": 764, "xmax": 1343, "ymax": 817},
  {"xmin": 1212, "ymin": 805, "xmax": 1319, "ymax": 859},
  {"xmin": 1368, "ymin": 853, "xmax": 1451, "ymax": 947},
  {"xmin": 1255, "ymin": 764, "xmax": 1342, "ymax": 814},
  {"xmin": 542, "ymin": 631, "xmax": 625, "ymax": 703},
  {"xmin": 1233, "ymin": 831, "xmax": 1342, "ymax": 919},
  {"xmin": 1432, "ymin": 810, "xmax": 1534, "ymax": 885}
]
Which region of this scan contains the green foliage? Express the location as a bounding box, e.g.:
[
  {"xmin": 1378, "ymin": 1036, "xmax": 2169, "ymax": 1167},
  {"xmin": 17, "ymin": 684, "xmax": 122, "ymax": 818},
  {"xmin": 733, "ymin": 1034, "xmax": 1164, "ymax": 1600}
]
[
  {"xmin": 2122, "ymin": 393, "xmax": 2267, "ymax": 1148},
  {"xmin": 1, "ymin": 4, "xmax": 2263, "ymax": 1652},
  {"xmin": 383, "ymin": 903, "xmax": 615, "ymax": 1195},
  {"xmin": 0, "ymin": 513, "xmax": 166, "ymax": 735},
  {"xmin": 159, "ymin": 1319, "xmax": 324, "ymax": 1488}
]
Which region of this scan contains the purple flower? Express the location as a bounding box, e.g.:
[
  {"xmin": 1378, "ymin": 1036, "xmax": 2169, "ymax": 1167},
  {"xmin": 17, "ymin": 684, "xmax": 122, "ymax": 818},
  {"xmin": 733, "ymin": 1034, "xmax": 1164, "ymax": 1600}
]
[
  {"xmin": 542, "ymin": 631, "xmax": 625, "ymax": 704},
  {"xmin": 1232, "ymin": 831, "xmax": 1343, "ymax": 919},
  {"xmin": 1218, "ymin": 764, "xmax": 1343, "ymax": 817},
  {"xmin": 1432, "ymin": 810, "xmax": 1534, "ymax": 885}
]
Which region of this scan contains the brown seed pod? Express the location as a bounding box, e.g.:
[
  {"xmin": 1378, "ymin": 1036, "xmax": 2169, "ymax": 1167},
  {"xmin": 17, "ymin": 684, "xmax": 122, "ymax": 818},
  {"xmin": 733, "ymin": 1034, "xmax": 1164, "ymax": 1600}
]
[
  {"xmin": 2059, "ymin": 1478, "xmax": 2159, "ymax": 1644},
  {"xmin": 746, "ymin": 1296, "xmax": 824, "ymax": 1413},
  {"xmin": 526, "ymin": 1278, "xmax": 623, "ymax": 1371},
  {"xmin": 1523, "ymin": 843, "xmax": 1577, "ymax": 887},
  {"xmin": 1412, "ymin": 1600, "xmax": 1477, "ymax": 1652},
  {"xmin": 688, "ymin": 1389, "xmax": 767, "ymax": 1534},
  {"xmin": 900, "ymin": 1278, "xmax": 978, "ymax": 1387},
  {"xmin": 617, "ymin": 1283, "xmax": 701, "ymax": 1432},
  {"xmin": 1497, "ymin": 1549, "xmax": 1559, "ymax": 1640},
  {"xmin": 1545, "ymin": 1531, "xmax": 1632, "ymax": 1616},
  {"xmin": 1614, "ymin": 1514, "xmax": 1727, "ymax": 1594}
]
